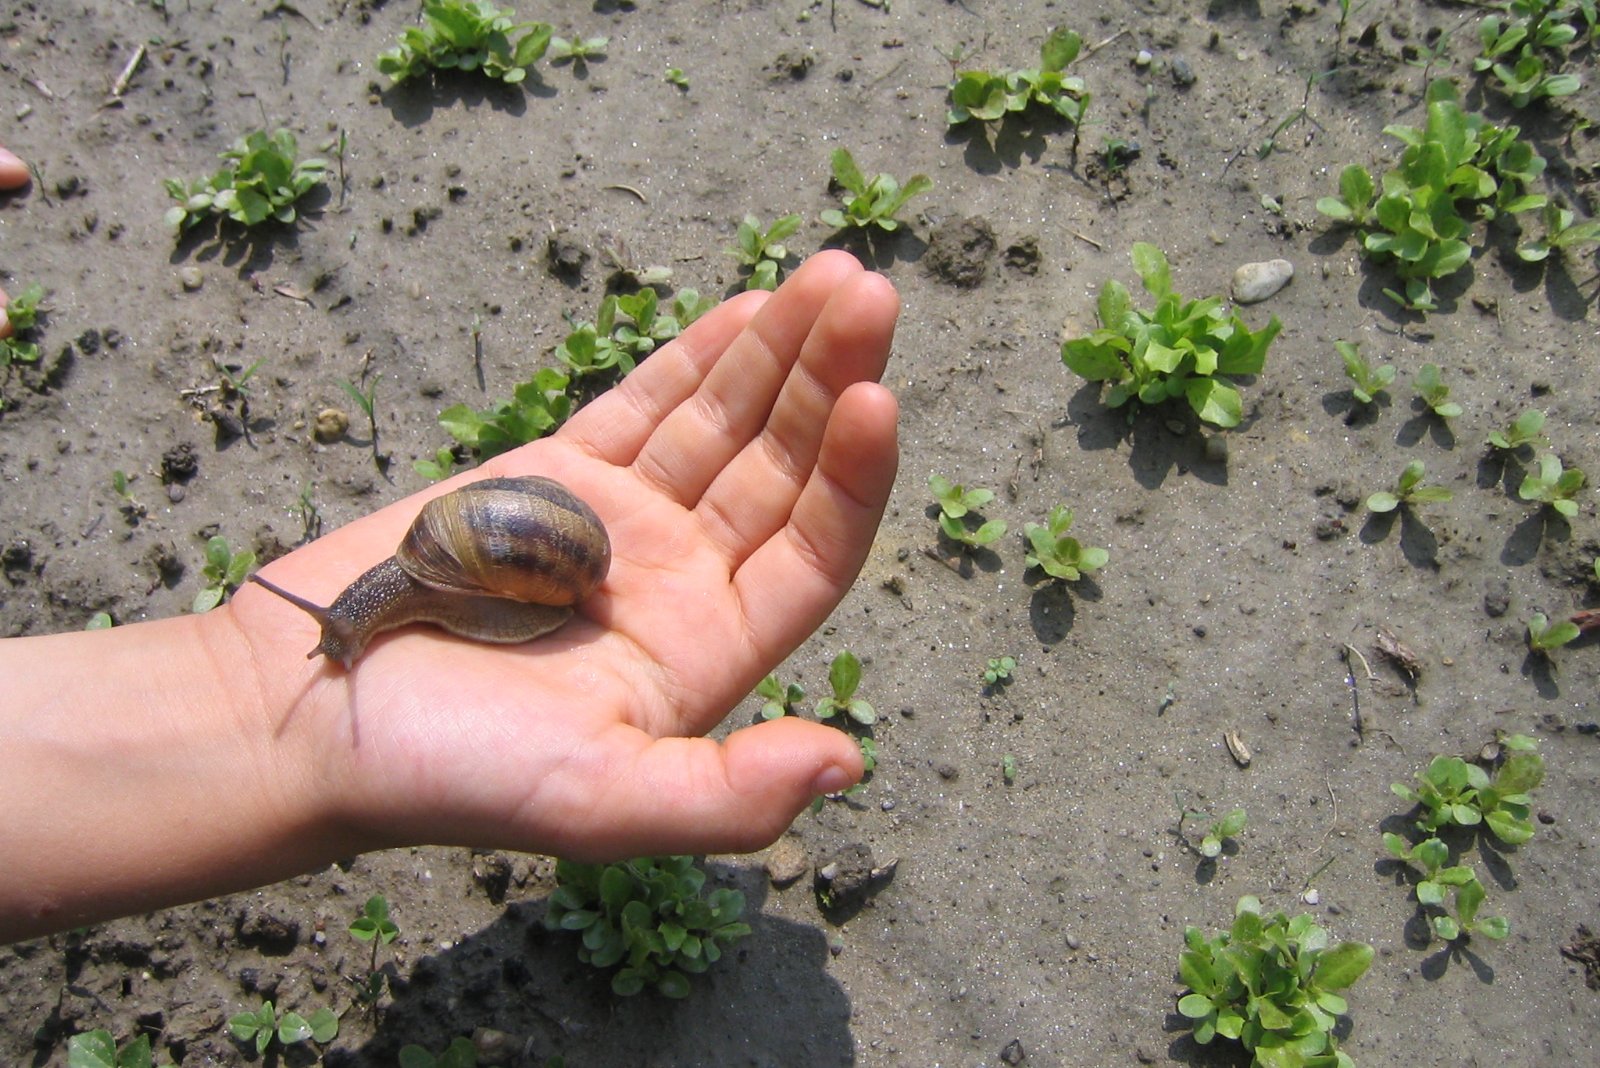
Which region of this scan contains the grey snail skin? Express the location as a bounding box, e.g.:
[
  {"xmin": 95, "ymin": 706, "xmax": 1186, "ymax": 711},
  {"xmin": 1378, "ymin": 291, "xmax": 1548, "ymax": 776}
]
[{"xmin": 248, "ymin": 476, "xmax": 611, "ymax": 668}]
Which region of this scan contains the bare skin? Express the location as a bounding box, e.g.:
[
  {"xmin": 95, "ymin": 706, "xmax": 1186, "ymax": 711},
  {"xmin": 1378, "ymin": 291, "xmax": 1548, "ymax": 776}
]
[
  {"xmin": 0, "ymin": 250, "xmax": 901, "ymax": 944},
  {"xmin": 0, "ymin": 143, "xmax": 29, "ymax": 339}
]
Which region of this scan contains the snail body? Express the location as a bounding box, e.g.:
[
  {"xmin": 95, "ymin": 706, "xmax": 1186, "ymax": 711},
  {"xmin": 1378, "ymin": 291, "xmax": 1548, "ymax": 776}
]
[{"xmin": 249, "ymin": 476, "xmax": 610, "ymax": 668}]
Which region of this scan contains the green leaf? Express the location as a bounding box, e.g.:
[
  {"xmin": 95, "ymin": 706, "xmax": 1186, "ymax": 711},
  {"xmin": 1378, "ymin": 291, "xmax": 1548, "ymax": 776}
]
[
  {"xmin": 1313, "ymin": 942, "xmax": 1373, "ymax": 990},
  {"xmin": 1131, "ymin": 242, "xmax": 1171, "ymax": 298},
  {"xmin": 829, "ymin": 650, "xmax": 862, "ymax": 700},
  {"xmin": 67, "ymin": 1032, "xmax": 119, "ymax": 1068},
  {"xmin": 1178, "ymin": 992, "xmax": 1216, "ymax": 1018},
  {"xmin": 830, "ymin": 148, "xmax": 865, "ymax": 194},
  {"xmin": 1187, "ymin": 378, "xmax": 1242, "ymax": 428}
]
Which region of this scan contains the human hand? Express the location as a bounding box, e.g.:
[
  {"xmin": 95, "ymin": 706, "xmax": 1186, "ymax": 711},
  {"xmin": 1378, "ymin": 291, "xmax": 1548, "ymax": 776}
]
[{"xmin": 234, "ymin": 250, "xmax": 900, "ymax": 863}]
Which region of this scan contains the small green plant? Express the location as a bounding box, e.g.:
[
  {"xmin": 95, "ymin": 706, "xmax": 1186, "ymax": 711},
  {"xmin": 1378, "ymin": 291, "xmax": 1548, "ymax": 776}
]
[
  {"xmin": 193, "ymin": 535, "xmax": 256, "ymax": 613},
  {"xmin": 376, "ymin": 0, "xmax": 552, "ymax": 84},
  {"xmin": 549, "ymin": 32, "xmax": 608, "ymax": 67},
  {"xmin": 819, "ymin": 148, "xmax": 931, "ymax": 233},
  {"xmin": 111, "ymin": 469, "xmax": 146, "ymax": 523},
  {"xmin": 1476, "ymin": 0, "xmax": 1586, "ymax": 107},
  {"xmin": 815, "ymin": 650, "xmax": 876, "ymax": 725},
  {"xmin": 164, "ymin": 129, "xmax": 327, "ymax": 236},
  {"xmin": 1517, "ymin": 200, "xmax": 1600, "ymax": 261},
  {"xmin": 929, "ymin": 474, "xmax": 1006, "ymax": 549},
  {"xmin": 1177, "ymin": 803, "xmax": 1248, "ymax": 860},
  {"xmin": 557, "ymin": 288, "xmax": 713, "ymax": 379},
  {"xmin": 1413, "ymin": 363, "xmax": 1462, "ymax": 419},
  {"xmin": 85, "ymin": 612, "xmax": 114, "ymax": 630},
  {"xmin": 1527, "ymin": 611, "xmax": 1580, "ymax": 655},
  {"xmin": 1335, "ymin": 340, "xmax": 1394, "ymax": 406},
  {"xmin": 399, "ymin": 1038, "xmax": 479, "ymax": 1068},
  {"xmin": 543, "ymin": 855, "xmax": 751, "ymax": 998},
  {"xmin": 755, "ymin": 672, "xmax": 804, "ymax": 720},
  {"xmin": 413, "ymin": 445, "xmax": 462, "ymax": 482},
  {"xmin": 1176, "ymin": 895, "xmax": 1373, "ymax": 1066},
  {"xmin": 0, "ymin": 284, "xmax": 44, "ymax": 403},
  {"xmin": 340, "ymin": 378, "xmax": 389, "ymax": 473},
  {"xmin": 437, "ymin": 367, "xmax": 571, "ymax": 461},
  {"xmin": 1518, "ymin": 452, "xmax": 1586, "ymax": 516},
  {"xmin": 1366, "ymin": 460, "xmax": 1453, "ymax": 512},
  {"xmin": 1002, "ymin": 753, "xmax": 1018, "ymax": 785},
  {"xmin": 664, "ymin": 67, "xmax": 689, "ymax": 89},
  {"xmin": 1391, "ymin": 740, "xmax": 1544, "ymax": 842},
  {"xmin": 68, "ymin": 1030, "xmax": 172, "ymax": 1068},
  {"xmin": 1023, "ymin": 505, "xmax": 1108, "ymax": 582},
  {"xmin": 982, "ymin": 655, "xmax": 1016, "ymax": 687},
  {"xmin": 1381, "ymin": 835, "xmax": 1509, "ymax": 943},
  {"xmin": 1486, "ymin": 408, "xmax": 1547, "ymax": 451},
  {"xmin": 1061, "ymin": 243, "xmax": 1280, "ymax": 429},
  {"xmin": 348, "ymin": 893, "xmax": 400, "ymax": 1008},
  {"xmin": 227, "ymin": 1001, "xmax": 339, "ymax": 1056},
  {"xmin": 946, "ymin": 28, "xmax": 1091, "ymax": 153},
  {"xmin": 728, "ymin": 213, "xmax": 802, "ymax": 291}
]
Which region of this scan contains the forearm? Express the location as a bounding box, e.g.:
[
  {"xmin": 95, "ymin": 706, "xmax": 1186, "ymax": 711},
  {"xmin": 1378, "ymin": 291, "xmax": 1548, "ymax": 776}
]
[{"xmin": 0, "ymin": 609, "xmax": 350, "ymax": 943}]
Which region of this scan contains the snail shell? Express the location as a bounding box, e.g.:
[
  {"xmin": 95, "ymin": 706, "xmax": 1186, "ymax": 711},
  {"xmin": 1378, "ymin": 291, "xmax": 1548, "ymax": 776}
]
[{"xmin": 249, "ymin": 476, "xmax": 610, "ymax": 668}]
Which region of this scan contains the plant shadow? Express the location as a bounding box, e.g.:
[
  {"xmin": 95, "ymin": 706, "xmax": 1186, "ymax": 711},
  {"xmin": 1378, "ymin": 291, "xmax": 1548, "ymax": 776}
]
[
  {"xmin": 1500, "ymin": 507, "xmax": 1565, "ymax": 566},
  {"xmin": 944, "ymin": 111, "xmax": 1065, "ymax": 175},
  {"xmin": 380, "ymin": 71, "xmax": 540, "ymax": 129},
  {"xmin": 1359, "ymin": 507, "xmax": 1440, "ymax": 569},
  {"xmin": 819, "ymin": 225, "xmax": 928, "ymax": 272},
  {"xmin": 1394, "ymin": 401, "xmax": 1455, "ymax": 450},
  {"xmin": 1026, "ymin": 574, "xmax": 1100, "ymax": 645}
]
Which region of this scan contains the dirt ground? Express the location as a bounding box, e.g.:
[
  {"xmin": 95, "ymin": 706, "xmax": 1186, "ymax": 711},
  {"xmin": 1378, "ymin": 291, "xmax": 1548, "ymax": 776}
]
[{"xmin": 3, "ymin": 0, "xmax": 1599, "ymax": 1065}]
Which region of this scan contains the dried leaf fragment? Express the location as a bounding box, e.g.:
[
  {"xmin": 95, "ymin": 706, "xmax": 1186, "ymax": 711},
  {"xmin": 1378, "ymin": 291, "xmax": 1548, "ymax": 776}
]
[
  {"xmin": 1224, "ymin": 730, "xmax": 1252, "ymax": 768},
  {"xmin": 1374, "ymin": 626, "xmax": 1423, "ymax": 681}
]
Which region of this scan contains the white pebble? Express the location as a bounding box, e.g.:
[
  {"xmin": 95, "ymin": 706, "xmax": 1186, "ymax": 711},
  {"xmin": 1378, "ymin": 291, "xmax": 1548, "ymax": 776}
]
[{"xmin": 1231, "ymin": 259, "xmax": 1294, "ymax": 304}]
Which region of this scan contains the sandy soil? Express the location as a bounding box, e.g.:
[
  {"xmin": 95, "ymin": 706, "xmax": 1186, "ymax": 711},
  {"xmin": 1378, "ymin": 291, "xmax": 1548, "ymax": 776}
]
[{"xmin": 2, "ymin": 0, "xmax": 1599, "ymax": 1065}]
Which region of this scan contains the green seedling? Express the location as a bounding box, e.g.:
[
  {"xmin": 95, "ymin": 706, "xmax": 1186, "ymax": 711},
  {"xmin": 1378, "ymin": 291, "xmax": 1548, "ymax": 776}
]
[
  {"xmin": 340, "ymin": 378, "xmax": 389, "ymax": 473},
  {"xmin": 164, "ymin": 129, "xmax": 327, "ymax": 236},
  {"xmin": 543, "ymin": 854, "xmax": 751, "ymax": 998},
  {"xmin": 1061, "ymin": 243, "xmax": 1280, "ymax": 429},
  {"xmin": 349, "ymin": 893, "xmax": 400, "ymax": 1009},
  {"xmin": 85, "ymin": 612, "xmax": 114, "ymax": 630},
  {"xmin": 728, "ymin": 213, "xmax": 802, "ymax": 291},
  {"xmin": 946, "ymin": 27, "xmax": 1091, "ymax": 153},
  {"xmin": 1367, "ymin": 460, "xmax": 1453, "ymax": 512},
  {"xmin": 550, "ymin": 33, "xmax": 607, "ymax": 67},
  {"xmin": 755, "ymin": 673, "xmax": 804, "ymax": 720},
  {"xmin": 413, "ymin": 446, "xmax": 462, "ymax": 482},
  {"xmin": 1382, "ymin": 835, "xmax": 1509, "ymax": 942},
  {"xmin": 1002, "ymin": 753, "xmax": 1018, "ymax": 785},
  {"xmin": 929, "ymin": 474, "xmax": 993, "ymax": 519},
  {"xmin": 557, "ymin": 288, "xmax": 713, "ymax": 378},
  {"xmin": 1476, "ymin": 1, "xmax": 1585, "ymax": 107},
  {"xmin": 1413, "ymin": 363, "xmax": 1462, "ymax": 419},
  {"xmin": 0, "ymin": 283, "xmax": 44, "ymax": 398},
  {"xmin": 1316, "ymin": 80, "xmax": 1547, "ymax": 311},
  {"xmin": 815, "ymin": 650, "xmax": 876, "ymax": 725},
  {"xmin": 1517, "ymin": 201, "xmax": 1600, "ymax": 261},
  {"xmin": 665, "ymin": 67, "xmax": 689, "ymax": 89},
  {"xmin": 1177, "ymin": 805, "xmax": 1248, "ymax": 860},
  {"xmin": 228, "ymin": 1000, "xmax": 339, "ymax": 1055},
  {"xmin": 376, "ymin": 0, "xmax": 552, "ymax": 85},
  {"xmin": 1177, "ymin": 895, "xmax": 1373, "ymax": 1066},
  {"xmin": 1392, "ymin": 741, "xmax": 1544, "ymax": 843},
  {"xmin": 111, "ymin": 469, "xmax": 146, "ymax": 523},
  {"xmin": 939, "ymin": 512, "xmax": 1007, "ymax": 550},
  {"xmin": 1024, "ymin": 505, "xmax": 1108, "ymax": 581},
  {"xmin": 68, "ymin": 1030, "xmax": 173, "ymax": 1068},
  {"xmin": 193, "ymin": 535, "xmax": 256, "ymax": 613},
  {"xmin": 296, "ymin": 482, "xmax": 323, "ymax": 543},
  {"xmin": 1486, "ymin": 408, "xmax": 1547, "ymax": 451},
  {"xmin": 399, "ymin": 1039, "xmax": 480, "ymax": 1068},
  {"xmin": 819, "ymin": 147, "xmax": 932, "ymax": 233},
  {"xmin": 1518, "ymin": 452, "xmax": 1586, "ymax": 517},
  {"xmin": 438, "ymin": 367, "xmax": 572, "ymax": 460},
  {"xmin": 1527, "ymin": 611, "xmax": 1580, "ymax": 655},
  {"xmin": 1335, "ymin": 340, "xmax": 1394, "ymax": 405},
  {"xmin": 983, "ymin": 655, "xmax": 1016, "ymax": 687}
]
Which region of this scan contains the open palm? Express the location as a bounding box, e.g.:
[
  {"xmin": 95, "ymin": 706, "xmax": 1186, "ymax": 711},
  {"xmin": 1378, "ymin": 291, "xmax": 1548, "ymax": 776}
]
[{"xmin": 235, "ymin": 251, "xmax": 900, "ymax": 863}]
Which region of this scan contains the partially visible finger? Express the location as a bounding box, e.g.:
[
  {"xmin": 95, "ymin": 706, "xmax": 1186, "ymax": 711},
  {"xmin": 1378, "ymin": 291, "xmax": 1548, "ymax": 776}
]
[
  {"xmin": 540, "ymin": 717, "xmax": 864, "ymax": 861},
  {"xmin": 627, "ymin": 251, "xmax": 865, "ymax": 508},
  {"xmin": 733, "ymin": 382, "xmax": 899, "ymax": 662},
  {"xmin": 0, "ymin": 147, "xmax": 27, "ymax": 191},
  {"xmin": 0, "ymin": 287, "xmax": 9, "ymax": 341},
  {"xmin": 560, "ymin": 289, "xmax": 767, "ymax": 467},
  {"xmin": 695, "ymin": 269, "xmax": 898, "ymax": 568}
]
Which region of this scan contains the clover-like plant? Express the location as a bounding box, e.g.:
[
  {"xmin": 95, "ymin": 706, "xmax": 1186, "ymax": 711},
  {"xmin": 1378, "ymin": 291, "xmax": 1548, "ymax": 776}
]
[
  {"xmin": 1486, "ymin": 408, "xmax": 1546, "ymax": 452},
  {"xmin": 1527, "ymin": 611, "xmax": 1580, "ymax": 656},
  {"xmin": 1061, "ymin": 243, "xmax": 1280, "ymax": 429},
  {"xmin": 946, "ymin": 27, "xmax": 1091, "ymax": 149},
  {"xmin": 755, "ymin": 672, "xmax": 804, "ymax": 720},
  {"xmin": 728, "ymin": 213, "xmax": 802, "ymax": 291},
  {"xmin": 1382, "ymin": 835, "xmax": 1509, "ymax": 943},
  {"xmin": 193, "ymin": 535, "xmax": 256, "ymax": 613},
  {"xmin": 816, "ymin": 650, "xmax": 876, "ymax": 725},
  {"xmin": 437, "ymin": 367, "xmax": 572, "ymax": 461},
  {"xmin": 1517, "ymin": 201, "xmax": 1600, "ymax": 261},
  {"xmin": 1392, "ymin": 742, "xmax": 1544, "ymax": 843},
  {"xmin": 1414, "ymin": 363, "xmax": 1462, "ymax": 419},
  {"xmin": 1177, "ymin": 895, "xmax": 1372, "ymax": 1066},
  {"xmin": 376, "ymin": 0, "xmax": 552, "ymax": 84},
  {"xmin": 68, "ymin": 1029, "xmax": 171, "ymax": 1068},
  {"xmin": 543, "ymin": 855, "xmax": 751, "ymax": 998},
  {"xmin": 1177, "ymin": 802, "xmax": 1247, "ymax": 860},
  {"xmin": 1335, "ymin": 340, "xmax": 1394, "ymax": 406},
  {"xmin": 819, "ymin": 148, "xmax": 932, "ymax": 233},
  {"xmin": 1367, "ymin": 460, "xmax": 1453, "ymax": 512},
  {"xmin": 1023, "ymin": 504, "xmax": 1107, "ymax": 581},
  {"xmin": 982, "ymin": 655, "xmax": 1016, "ymax": 687},
  {"xmin": 164, "ymin": 129, "xmax": 327, "ymax": 236},
  {"xmin": 398, "ymin": 1038, "xmax": 478, "ymax": 1068},
  {"xmin": 348, "ymin": 893, "xmax": 401, "ymax": 1009},
  {"xmin": 228, "ymin": 1000, "xmax": 339, "ymax": 1056},
  {"xmin": 549, "ymin": 32, "xmax": 607, "ymax": 68},
  {"xmin": 1518, "ymin": 452, "xmax": 1586, "ymax": 517}
]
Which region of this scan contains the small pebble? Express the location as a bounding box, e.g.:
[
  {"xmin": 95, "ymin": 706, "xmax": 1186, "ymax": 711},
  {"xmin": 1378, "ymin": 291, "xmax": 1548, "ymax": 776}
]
[
  {"xmin": 314, "ymin": 407, "xmax": 350, "ymax": 443},
  {"xmin": 1232, "ymin": 258, "xmax": 1294, "ymax": 304},
  {"xmin": 1134, "ymin": 49, "xmax": 1153, "ymax": 67},
  {"xmin": 179, "ymin": 267, "xmax": 204, "ymax": 291},
  {"xmin": 1171, "ymin": 56, "xmax": 1196, "ymax": 87}
]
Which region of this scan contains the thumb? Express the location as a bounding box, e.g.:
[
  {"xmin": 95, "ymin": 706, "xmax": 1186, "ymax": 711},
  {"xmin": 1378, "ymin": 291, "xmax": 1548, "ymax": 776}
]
[{"xmin": 556, "ymin": 717, "xmax": 864, "ymax": 861}]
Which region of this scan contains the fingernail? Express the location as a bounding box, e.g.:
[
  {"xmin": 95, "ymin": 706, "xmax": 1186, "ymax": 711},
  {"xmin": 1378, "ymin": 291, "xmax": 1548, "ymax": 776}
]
[{"xmin": 812, "ymin": 763, "xmax": 857, "ymax": 796}]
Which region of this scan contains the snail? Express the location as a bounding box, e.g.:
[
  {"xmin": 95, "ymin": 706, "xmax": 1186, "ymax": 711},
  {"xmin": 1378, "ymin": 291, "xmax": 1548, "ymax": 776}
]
[{"xmin": 249, "ymin": 476, "xmax": 610, "ymax": 668}]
